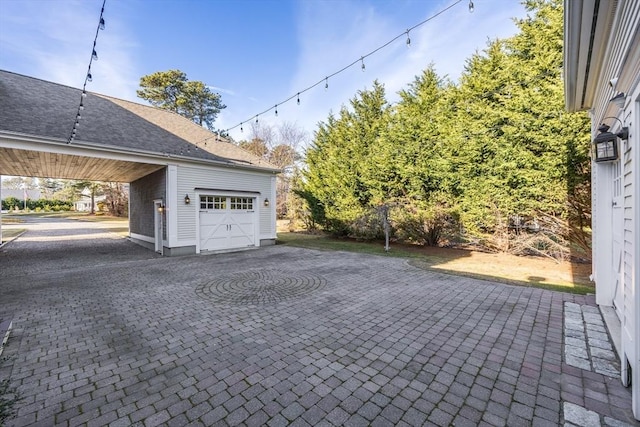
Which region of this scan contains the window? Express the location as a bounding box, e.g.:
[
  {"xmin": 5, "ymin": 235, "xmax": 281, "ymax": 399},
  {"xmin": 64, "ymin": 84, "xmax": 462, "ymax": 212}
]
[
  {"xmin": 200, "ymin": 196, "xmax": 226, "ymax": 210},
  {"xmin": 230, "ymin": 197, "xmax": 253, "ymax": 210}
]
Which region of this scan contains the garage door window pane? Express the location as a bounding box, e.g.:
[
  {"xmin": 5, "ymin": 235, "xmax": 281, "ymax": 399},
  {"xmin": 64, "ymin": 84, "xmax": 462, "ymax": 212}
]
[
  {"xmin": 200, "ymin": 196, "xmax": 213, "ymax": 210},
  {"xmin": 214, "ymin": 197, "xmax": 226, "ymax": 209},
  {"xmin": 200, "ymin": 196, "xmax": 226, "ymax": 210},
  {"xmin": 230, "ymin": 197, "xmax": 253, "ymax": 210}
]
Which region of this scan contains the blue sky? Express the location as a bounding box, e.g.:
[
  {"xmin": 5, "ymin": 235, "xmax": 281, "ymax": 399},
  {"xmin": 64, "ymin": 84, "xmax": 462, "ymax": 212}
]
[{"xmin": 0, "ymin": 0, "xmax": 527, "ymax": 143}]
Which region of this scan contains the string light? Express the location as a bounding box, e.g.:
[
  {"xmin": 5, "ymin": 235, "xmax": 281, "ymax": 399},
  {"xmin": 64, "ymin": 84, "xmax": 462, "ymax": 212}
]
[
  {"xmin": 218, "ymin": 0, "xmax": 466, "ymax": 136},
  {"xmin": 67, "ymin": 0, "xmax": 106, "ymax": 144},
  {"xmin": 275, "ymin": 105, "xmax": 278, "ymax": 116},
  {"xmin": 468, "ymin": 0, "xmax": 474, "ymax": 13}
]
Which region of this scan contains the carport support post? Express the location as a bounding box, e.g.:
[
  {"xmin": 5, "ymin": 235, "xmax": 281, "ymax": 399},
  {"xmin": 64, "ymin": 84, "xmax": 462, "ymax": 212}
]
[{"xmin": 166, "ymin": 165, "xmax": 179, "ymax": 248}]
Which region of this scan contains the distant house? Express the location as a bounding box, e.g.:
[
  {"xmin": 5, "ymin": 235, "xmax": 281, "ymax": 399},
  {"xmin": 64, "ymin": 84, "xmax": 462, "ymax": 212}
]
[
  {"xmin": 564, "ymin": 1, "xmax": 640, "ymax": 419},
  {"xmin": 0, "ymin": 70, "xmax": 280, "ymax": 255},
  {"xmin": 73, "ymin": 194, "xmax": 107, "ymax": 212}
]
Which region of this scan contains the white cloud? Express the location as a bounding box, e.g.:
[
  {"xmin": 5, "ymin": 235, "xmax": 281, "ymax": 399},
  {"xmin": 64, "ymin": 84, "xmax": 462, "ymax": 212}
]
[
  {"xmin": 224, "ymin": 0, "xmax": 526, "ymax": 142},
  {"xmin": 1, "ymin": 0, "xmax": 527, "ymax": 144},
  {"xmin": 0, "ymin": 0, "xmax": 139, "ymax": 101},
  {"xmin": 208, "ymin": 86, "xmax": 236, "ymax": 96}
]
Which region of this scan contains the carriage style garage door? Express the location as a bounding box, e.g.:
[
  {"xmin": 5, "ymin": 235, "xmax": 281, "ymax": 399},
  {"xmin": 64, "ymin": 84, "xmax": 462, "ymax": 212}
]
[{"xmin": 199, "ymin": 195, "xmax": 256, "ymax": 252}]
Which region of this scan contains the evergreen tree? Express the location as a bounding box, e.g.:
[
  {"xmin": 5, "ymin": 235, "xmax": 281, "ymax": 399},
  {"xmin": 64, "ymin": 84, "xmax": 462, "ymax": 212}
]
[
  {"xmin": 137, "ymin": 70, "xmax": 226, "ymax": 129},
  {"xmin": 297, "ymin": 0, "xmax": 591, "ymax": 257}
]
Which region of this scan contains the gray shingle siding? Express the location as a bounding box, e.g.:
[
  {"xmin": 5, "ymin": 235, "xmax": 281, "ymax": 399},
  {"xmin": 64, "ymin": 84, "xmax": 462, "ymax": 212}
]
[{"xmin": 130, "ymin": 168, "xmax": 166, "ymax": 238}]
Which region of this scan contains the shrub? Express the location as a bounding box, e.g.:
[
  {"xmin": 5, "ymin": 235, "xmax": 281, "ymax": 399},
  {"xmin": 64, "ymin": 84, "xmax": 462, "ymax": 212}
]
[
  {"xmin": 393, "ymin": 203, "xmax": 459, "ymax": 247},
  {"xmin": 348, "ymin": 209, "xmax": 385, "ymax": 241}
]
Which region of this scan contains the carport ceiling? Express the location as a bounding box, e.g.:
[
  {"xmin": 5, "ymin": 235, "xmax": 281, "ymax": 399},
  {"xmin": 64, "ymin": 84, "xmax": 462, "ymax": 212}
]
[{"xmin": 0, "ymin": 147, "xmax": 165, "ymax": 182}]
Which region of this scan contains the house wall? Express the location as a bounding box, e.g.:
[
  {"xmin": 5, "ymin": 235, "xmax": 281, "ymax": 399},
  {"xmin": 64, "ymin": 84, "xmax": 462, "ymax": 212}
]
[
  {"xmin": 129, "ymin": 167, "xmax": 167, "ymax": 240},
  {"xmin": 586, "ymin": 1, "xmax": 640, "ymax": 417},
  {"xmin": 175, "ymin": 164, "xmax": 276, "ymax": 250}
]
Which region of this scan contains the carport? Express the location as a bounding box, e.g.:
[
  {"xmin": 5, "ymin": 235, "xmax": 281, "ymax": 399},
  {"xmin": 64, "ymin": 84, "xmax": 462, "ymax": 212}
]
[
  {"xmin": 0, "ymin": 126, "xmax": 166, "ymax": 246},
  {"xmin": 0, "ymin": 70, "xmax": 279, "ymax": 255}
]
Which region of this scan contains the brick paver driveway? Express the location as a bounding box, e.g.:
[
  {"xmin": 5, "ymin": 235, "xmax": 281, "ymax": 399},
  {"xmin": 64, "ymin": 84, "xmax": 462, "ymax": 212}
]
[{"xmin": 0, "ymin": 216, "xmax": 636, "ymax": 426}]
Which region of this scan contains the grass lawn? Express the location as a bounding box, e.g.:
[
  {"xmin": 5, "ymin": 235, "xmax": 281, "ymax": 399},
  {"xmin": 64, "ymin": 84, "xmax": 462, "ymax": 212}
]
[
  {"xmin": 1, "ymin": 227, "xmax": 26, "ymax": 243},
  {"xmin": 1, "ymin": 215, "xmax": 26, "ymax": 243},
  {"xmin": 277, "ymin": 232, "xmax": 594, "ymax": 295}
]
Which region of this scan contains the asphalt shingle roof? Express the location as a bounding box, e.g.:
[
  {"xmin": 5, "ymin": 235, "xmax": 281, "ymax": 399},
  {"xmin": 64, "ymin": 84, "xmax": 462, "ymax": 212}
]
[{"xmin": 0, "ymin": 70, "xmax": 277, "ymax": 170}]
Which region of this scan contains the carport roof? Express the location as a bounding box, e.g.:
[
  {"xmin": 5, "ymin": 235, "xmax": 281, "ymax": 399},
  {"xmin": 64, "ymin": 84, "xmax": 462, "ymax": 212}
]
[{"xmin": 0, "ymin": 70, "xmax": 279, "ymax": 181}]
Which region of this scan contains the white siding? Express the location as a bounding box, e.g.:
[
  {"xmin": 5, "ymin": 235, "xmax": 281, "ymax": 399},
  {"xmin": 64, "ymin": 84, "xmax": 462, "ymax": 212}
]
[
  {"xmin": 176, "ymin": 164, "xmax": 276, "ymax": 243},
  {"xmin": 591, "ymin": 1, "xmax": 640, "ymax": 123},
  {"xmin": 566, "ymin": 0, "xmax": 640, "ymax": 418},
  {"xmin": 623, "ymin": 129, "xmax": 633, "ymax": 312},
  {"xmin": 621, "ymin": 134, "xmax": 638, "ymax": 338}
]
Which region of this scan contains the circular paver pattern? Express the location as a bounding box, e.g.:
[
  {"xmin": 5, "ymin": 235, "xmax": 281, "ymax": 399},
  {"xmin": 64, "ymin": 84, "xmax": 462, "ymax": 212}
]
[{"xmin": 195, "ymin": 269, "xmax": 327, "ymax": 304}]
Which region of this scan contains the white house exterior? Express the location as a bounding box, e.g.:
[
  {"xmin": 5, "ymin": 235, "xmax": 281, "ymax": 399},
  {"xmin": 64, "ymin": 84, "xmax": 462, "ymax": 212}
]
[
  {"xmin": 564, "ymin": 0, "xmax": 640, "ymax": 418},
  {"xmin": 74, "ymin": 194, "xmax": 107, "ymax": 212},
  {"xmin": 0, "ymin": 70, "xmax": 280, "ymax": 255}
]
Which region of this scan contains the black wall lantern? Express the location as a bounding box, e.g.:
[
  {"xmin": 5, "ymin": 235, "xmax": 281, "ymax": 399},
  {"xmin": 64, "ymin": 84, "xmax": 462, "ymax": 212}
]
[
  {"xmin": 593, "ymin": 123, "xmax": 628, "ymax": 163},
  {"xmin": 184, "ymin": 194, "xmax": 191, "ymax": 204}
]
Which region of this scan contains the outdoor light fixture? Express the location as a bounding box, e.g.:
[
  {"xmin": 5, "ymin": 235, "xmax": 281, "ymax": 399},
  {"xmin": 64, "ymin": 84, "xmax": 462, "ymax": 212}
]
[
  {"xmin": 592, "ymin": 123, "xmax": 628, "ymax": 163},
  {"xmin": 184, "ymin": 194, "xmax": 191, "ymax": 204},
  {"xmin": 157, "ymin": 204, "xmax": 165, "ymax": 213},
  {"xmin": 610, "ymin": 92, "xmax": 626, "ymax": 109},
  {"xmin": 264, "ymin": 198, "xmax": 270, "ymax": 207}
]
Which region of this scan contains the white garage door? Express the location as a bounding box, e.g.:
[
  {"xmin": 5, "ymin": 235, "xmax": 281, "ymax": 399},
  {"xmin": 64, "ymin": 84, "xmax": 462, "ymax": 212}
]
[{"xmin": 199, "ymin": 196, "xmax": 256, "ymax": 252}]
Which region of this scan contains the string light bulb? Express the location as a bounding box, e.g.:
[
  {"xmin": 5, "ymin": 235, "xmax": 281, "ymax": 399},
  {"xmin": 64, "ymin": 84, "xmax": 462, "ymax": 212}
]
[
  {"xmin": 361, "ymin": 57, "xmax": 365, "ymax": 71},
  {"xmin": 87, "ymin": 72, "xmax": 92, "ymax": 82},
  {"xmin": 99, "ymin": 17, "xmax": 105, "ymax": 30},
  {"xmin": 92, "ymin": 49, "xmax": 98, "ymax": 61},
  {"xmin": 240, "ymin": 123, "xmax": 243, "ymax": 132},
  {"xmin": 255, "ymin": 115, "xmax": 259, "ymax": 124},
  {"xmin": 275, "ymin": 105, "xmax": 278, "ymax": 116},
  {"xmin": 325, "ymin": 77, "xmax": 329, "ymax": 90},
  {"xmin": 297, "ymin": 93, "xmax": 300, "ymax": 105},
  {"xmin": 468, "ymin": 0, "xmax": 474, "ymax": 13},
  {"xmin": 406, "ymin": 30, "xmax": 411, "ymax": 46}
]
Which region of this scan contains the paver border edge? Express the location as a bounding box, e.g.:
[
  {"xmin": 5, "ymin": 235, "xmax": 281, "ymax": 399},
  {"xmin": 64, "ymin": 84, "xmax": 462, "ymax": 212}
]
[{"xmin": 0, "ymin": 319, "xmax": 13, "ymax": 358}]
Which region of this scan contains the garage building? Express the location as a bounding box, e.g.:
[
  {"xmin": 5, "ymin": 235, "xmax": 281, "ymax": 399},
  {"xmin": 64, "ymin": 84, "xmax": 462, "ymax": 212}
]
[{"xmin": 0, "ymin": 70, "xmax": 280, "ymax": 255}]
